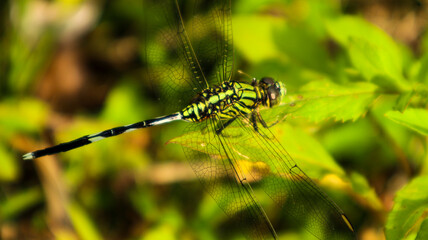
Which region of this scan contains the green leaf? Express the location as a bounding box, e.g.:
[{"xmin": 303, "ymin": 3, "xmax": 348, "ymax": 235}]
[
  {"xmin": 348, "ymin": 38, "xmax": 407, "ymax": 91},
  {"xmin": 234, "ymin": 0, "xmax": 278, "ymax": 14},
  {"xmin": 322, "ymin": 120, "xmax": 377, "ymax": 161},
  {"xmin": 394, "ymin": 91, "xmax": 415, "ymax": 112},
  {"xmin": 326, "ymin": 16, "xmax": 407, "ymax": 91},
  {"xmin": 386, "ymin": 176, "xmax": 428, "ymax": 240},
  {"xmin": 0, "ymin": 187, "xmax": 43, "ymax": 220},
  {"xmin": 141, "ymin": 225, "xmax": 176, "ymax": 240},
  {"xmin": 349, "ymin": 172, "xmax": 383, "ymax": 212},
  {"xmin": 385, "ymin": 108, "xmax": 428, "ymax": 136},
  {"xmin": 0, "ymin": 98, "xmax": 47, "ymax": 139},
  {"xmin": 416, "ymin": 218, "xmax": 428, "ymax": 240},
  {"xmin": 67, "ymin": 202, "xmax": 102, "ymax": 240},
  {"xmin": 326, "ymin": 16, "xmax": 401, "ymax": 67},
  {"xmin": 347, "ymin": 38, "xmax": 385, "ymax": 80},
  {"xmin": 416, "ymin": 54, "xmax": 428, "ymax": 84},
  {"xmin": 276, "ymin": 80, "xmax": 379, "ymax": 122},
  {"xmin": 0, "ymin": 143, "xmax": 18, "ymax": 181},
  {"xmin": 140, "ymin": 209, "xmax": 183, "ymax": 240},
  {"xmin": 275, "ymin": 123, "xmax": 345, "ymax": 177},
  {"xmin": 233, "ymin": 15, "xmax": 283, "ymax": 63},
  {"xmin": 101, "ymin": 81, "xmax": 151, "ymax": 124},
  {"xmin": 274, "ymin": 26, "xmax": 331, "ymax": 74}
]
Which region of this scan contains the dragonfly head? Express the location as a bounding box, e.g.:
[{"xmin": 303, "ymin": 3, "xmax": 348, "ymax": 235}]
[{"xmin": 260, "ymin": 77, "xmax": 287, "ymax": 107}]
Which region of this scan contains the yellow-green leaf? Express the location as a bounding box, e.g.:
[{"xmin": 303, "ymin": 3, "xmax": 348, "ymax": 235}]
[
  {"xmin": 386, "ymin": 176, "xmax": 428, "ymax": 240},
  {"xmin": 0, "ymin": 187, "xmax": 43, "ymax": 220},
  {"xmin": 277, "ymin": 80, "xmax": 379, "ymax": 122},
  {"xmin": 385, "ymin": 108, "xmax": 428, "ymax": 136},
  {"xmin": 67, "ymin": 202, "xmax": 102, "ymax": 240}
]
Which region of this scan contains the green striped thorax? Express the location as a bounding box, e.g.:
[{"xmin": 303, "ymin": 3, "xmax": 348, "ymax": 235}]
[{"xmin": 181, "ymin": 77, "xmax": 286, "ymax": 123}]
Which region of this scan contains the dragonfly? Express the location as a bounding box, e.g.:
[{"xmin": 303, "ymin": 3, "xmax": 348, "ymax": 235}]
[{"xmin": 24, "ymin": 0, "xmax": 355, "ymax": 239}]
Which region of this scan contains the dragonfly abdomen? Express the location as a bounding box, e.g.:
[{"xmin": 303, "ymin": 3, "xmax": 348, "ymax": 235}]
[{"xmin": 181, "ymin": 81, "xmax": 263, "ymax": 122}]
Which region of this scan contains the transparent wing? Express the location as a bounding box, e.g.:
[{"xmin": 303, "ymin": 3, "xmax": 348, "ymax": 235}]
[
  {"xmin": 174, "ymin": 115, "xmax": 356, "ymax": 239},
  {"xmin": 226, "ymin": 116, "xmax": 355, "ymax": 239},
  {"xmin": 144, "ymin": 0, "xmax": 234, "ymax": 111},
  {"xmin": 144, "ymin": 0, "xmax": 203, "ymax": 111},
  {"xmin": 181, "ymin": 118, "xmax": 277, "ymax": 239},
  {"xmin": 186, "ymin": 0, "xmax": 234, "ymax": 84}
]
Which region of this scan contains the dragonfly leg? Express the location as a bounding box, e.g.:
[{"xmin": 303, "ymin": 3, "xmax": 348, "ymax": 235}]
[
  {"xmin": 256, "ymin": 110, "xmax": 268, "ymax": 128},
  {"xmin": 215, "ymin": 117, "xmax": 237, "ymax": 135},
  {"xmin": 265, "ymin": 119, "xmax": 280, "ymax": 128},
  {"xmin": 251, "ymin": 112, "xmax": 272, "ymax": 139},
  {"xmin": 200, "ymin": 121, "xmax": 210, "ymax": 134},
  {"xmin": 250, "ymin": 112, "xmax": 260, "ymax": 131},
  {"xmin": 255, "ymin": 108, "xmax": 281, "ymax": 128}
]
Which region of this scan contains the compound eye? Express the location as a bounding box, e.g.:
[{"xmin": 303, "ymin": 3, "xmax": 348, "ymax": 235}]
[
  {"xmin": 268, "ymin": 86, "xmax": 280, "ymax": 100},
  {"xmin": 261, "ymin": 77, "xmax": 275, "ymax": 85}
]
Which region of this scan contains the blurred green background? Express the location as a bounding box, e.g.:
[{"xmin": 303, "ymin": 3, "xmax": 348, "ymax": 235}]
[{"xmin": 1, "ymin": 0, "xmax": 428, "ymax": 239}]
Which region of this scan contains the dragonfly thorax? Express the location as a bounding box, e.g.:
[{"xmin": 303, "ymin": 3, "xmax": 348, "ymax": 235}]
[{"xmin": 181, "ymin": 78, "xmax": 286, "ymax": 122}]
